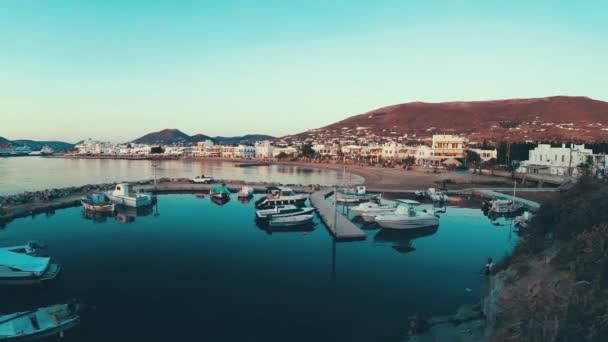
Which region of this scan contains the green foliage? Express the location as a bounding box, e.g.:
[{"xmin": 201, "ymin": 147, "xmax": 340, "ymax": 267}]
[
  {"xmin": 300, "ymin": 143, "xmax": 315, "ymax": 159},
  {"xmin": 525, "ymin": 176, "xmax": 608, "ymax": 242}
]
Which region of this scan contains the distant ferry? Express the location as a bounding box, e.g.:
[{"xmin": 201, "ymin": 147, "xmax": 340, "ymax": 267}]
[{"xmin": 0, "ymin": 145, "xmax": 54, "ymax": 157}]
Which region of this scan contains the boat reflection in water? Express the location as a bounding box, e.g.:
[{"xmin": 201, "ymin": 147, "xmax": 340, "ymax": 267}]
[
  {"xmin": 115, "ymin": 205, "xmax": 154, "ymax": 224},
  {"xmin": 237, "ymin": 196, "xmax": 251, "ymax": 205},
  {"xmin": 210, "ymin": 195, "xmax": 230, "ymax": 206},
  {"xmin": 81, "ymin": 209, "xmax": 114, "ymax": 223},
  {"xmin": 373, "ymin": 226, "xmax": 438, "ymax": 254}
]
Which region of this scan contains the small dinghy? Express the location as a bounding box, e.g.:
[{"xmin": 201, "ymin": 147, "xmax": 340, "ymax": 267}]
[
  {"xmin": 0, "ymin": 241, "xmax": 45, "ymax": 256},
  {"xmin": 0, "ymin": 250, "xmax": 60, "ymax": 285},
  {"xmin": 335, "ymin": 186, "xmax": 380, "ymax": 203},
  {"xmin": 350, "ymin": 202, "xmax": 397, "ymax": 217},
  {"xmin": 210, "ymin": 184, "xmax": 231, "ymax": 200},
  {"xmin": 81, "ymin": 193, "xmax": 115, "ymax": 212},
  {"xmin": 255, "ymin": 205, "xmax": 314, "ymax": 220},
  {"xmin": 269, "ymin": 214, "xmax": 314, "ymax": 227},
  {"xmin": 237, "ymin": 186, "xmax": 254, "ymax": 198},
  {"xmin": 0, "ymin": 301, "xmax": 80, "ymax": 341}
]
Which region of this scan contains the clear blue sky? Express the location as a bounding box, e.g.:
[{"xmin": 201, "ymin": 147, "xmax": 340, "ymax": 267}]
[{"xmin": 1, "ymin": 0, "xmax": 607, "ymax": 142}]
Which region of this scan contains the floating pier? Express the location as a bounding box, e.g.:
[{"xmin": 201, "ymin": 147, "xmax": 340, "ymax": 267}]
[{"xmin": 310, "ymin": 190, "xmax": 366, "ymax": 241}]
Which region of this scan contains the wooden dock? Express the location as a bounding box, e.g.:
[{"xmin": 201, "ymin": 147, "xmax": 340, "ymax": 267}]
[{"xmin": 310, "ymin": 190, "xmax": 366, "ymax": 241}]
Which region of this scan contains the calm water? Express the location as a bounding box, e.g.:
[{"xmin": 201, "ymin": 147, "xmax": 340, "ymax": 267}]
[
  {"xmin": 0, "ymin": 157, "xmax": 363, "ymax": 195},
  {"xmin": 0, "ymin": 195, "xmax": 517, "ymax": 341}
]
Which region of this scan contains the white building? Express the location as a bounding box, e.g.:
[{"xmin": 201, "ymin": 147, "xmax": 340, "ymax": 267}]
[
  {"xmin": 312, "ymin": 143, "xmax": 339, "ymax": 158},
  {"xmin": 469, "ymin": 148, "xmax": 498, "ymax": 162},
  {"xmin": 518, "ymin": 144, "xmax": 595, "ymax": 176},
  {"xmin": 255, "ymin": 141, "xmax": 274, "ymax": 159},
  {"xmin": 273, "ymin": 146, "xmax": 298, "ymax": 158},
  {"xmin": 381, "ymin": 142, "xmax": 403, "ymax": 160},
  {"xmin": 236, "ymin": 145, "xmax": 255, "ymax": 159},
  {"xmin": 431, "ymin": 135, "xmax": 467, "ymax": 158}
]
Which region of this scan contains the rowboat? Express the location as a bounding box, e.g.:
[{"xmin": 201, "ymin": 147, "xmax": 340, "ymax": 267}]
[
  {"xmin": 81, "ymin": 193, "xmax": 114, "ymax": 212},
  {"xmin": 269, "ymin": 214, "xmax": 314, "ymax": 227},
  {"xmin": 0, "ymin": 302, "xmax": 80, "ymax": 340},
  {"xmin": 0, "ymin": 250, "xmax": 61, "ymax": 285}
]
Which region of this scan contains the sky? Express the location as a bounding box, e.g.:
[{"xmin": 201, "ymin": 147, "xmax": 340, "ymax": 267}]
[{"xmin": 1, "ymin": 0, "xmax": 607, "ymax": 142}]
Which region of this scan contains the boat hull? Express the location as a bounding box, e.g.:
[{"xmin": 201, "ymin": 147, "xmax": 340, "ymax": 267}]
[
  {"xmin": 256, "ymin": 197, "xmax": 308, "ymax": 208},
  {"xmin": 0, "ymin": 263, "xmax": 61, "ymax": 285},
  {"xmin": 269, "ymin": 214, "xmax": 314, "ymax": 227},
  {"xmin": 375, "ymin": 217, "xmax": 439, "ymax": 230},
  {"xmin": 81, "ymin": 201, "xmax": 114, "ymax": 212},
  {"xmin": 256, "ymin": 207, "xmax": 315, "ymax": 220},
  {"xmin": 106, "ymin": 194, "xmax": 153, "ymax": 208}
]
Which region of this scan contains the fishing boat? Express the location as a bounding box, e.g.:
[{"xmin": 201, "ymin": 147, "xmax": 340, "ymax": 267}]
[
  {"xmin": 269, "ymin": 214, "xmax": 314, "ymax": 227},
  {"xmin": 105, "ymin": 183, "xmax": 155, "ymax": 208},
  {"xmin": 210, "ymin": 184, "xmax": 231, "ymax": 200},
  {"xmin": 426, "ymin": 188, "xmax": 448, "ymax": 203},
  {"xmin": 0, "ymin": 250, "xmax": 61, "ymax": 285},
  {"xmin": 80, "ymin": 193, "xmax": 115, "ymax": 212},
  {"xmin": 0, "ymin": 302, "xmax": 80, "ymax": 341},
  {"xmin": 255, "ymin": 205, "xmax": 314, "ymax": 220},
  {"xmin": 335, "ymin": 185, "xmax": 380, "ymax": 203},
  {"xmin": 515, "ymin": 211, "xmax": 533, "ymax": 228},
  {"xmin": 255, "ymin": 187, "xmax": 309, "ymax": 208},
  {"xmin": 0, "ymin": 241, "xmax": 45, "ymax": 256},
  {"xmin": 350, "ymin": 201, "xmax": 397, "ymax": 217},
  {"xmin": 237, "ymin": 186, "xmax": 254, "ymax": 198},
  {"xmin": 489, "ymin": 199, "xmax": 524, "ymax": 214},
  {"xmin": 374, "ymin": 200, "xmax": 439, "ymax": 230}
]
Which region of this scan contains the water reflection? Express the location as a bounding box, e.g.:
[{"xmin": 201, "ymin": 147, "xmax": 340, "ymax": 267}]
[
  {"xmin": 373, "ymin": 226, "xmax": 439, "ymax": 254},
  {"xmin": 82, "ymin": 205, "xmax": 155, "ymax": 224}
]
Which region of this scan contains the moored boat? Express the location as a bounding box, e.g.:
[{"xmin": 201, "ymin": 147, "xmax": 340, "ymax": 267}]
[
  {"xmin": 0, "ymin": 302, "xmax": 80, "ymax": 340},
  {"xmin": 255, "ymin": 187, "xmax": 309, "ymax": 208},
  {"xmin": 426, "ymin": 188, "xmax": 448, "ymax": 203},
  {"xmin": 255, "ymin": 205, "xmax": 314, "ymax": 220},
  {"xmin": 335, "ymin": 185, "xmax": 379, "ymax": 203},
  {"xmin": 374, "ymin": 200, "xmax": 439, "ymax": 230},
  {"xmin": 237, "ymin": 186, "xmax": 254, "ymax": 198},
  {"xmin": 80, "ymin": 193, "xmax": 115, "ymax": 212},
  {"xmin": 210, "ymin": 184, "xmax": 231, "ymax": 200},
  {"xmin": 350, "ymin": 201, "xmax": 397, "ymax": 217},
  {"xmin": 0, "ymin": 250, "xmax": 61, "ymax": 285},
  {"xmin": 489, "ymin": 199, "xmax": 524, "ymax": 214},
  {"xmin": 105, "ymin": 183, "xmax": 155, "ymax": 208},
  {"xmin": 0, "ymin": 241, "xmax": 45, "ymax": 256},
  {"xmin": 269, "ymin": 214, "xmax": 314, "ymax": 227}
]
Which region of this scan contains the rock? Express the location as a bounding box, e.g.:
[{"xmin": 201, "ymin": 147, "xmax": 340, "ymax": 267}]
[{"xmin": 454, "ymin": 304, "xmax": 483, "ymax": 323}]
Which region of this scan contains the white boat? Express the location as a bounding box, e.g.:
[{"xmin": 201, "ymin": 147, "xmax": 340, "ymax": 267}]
[
  {"xmin": 105, "ymin": 183, "xmax": 155, "ymax": 208},
  {"xmin": 489, "ymin": 199, "xmax": 523, "ymax": 213},
  {"xmin": 0, "ymin": 241, "xmax": 44, "ymax": 256},
  {"xmin": 80, "ymin": 193, "xmax": 115, "ymax": 212},
  {"xmin": 255, "ymin": 187, "xmax": 309, "ymax": 208},
  {"xmin": 426, "ymin": 188, "xmax": 448, "ymax": 203},
  {"xmin": 374, "ymin": 200, "xmax": 439, "ymax": 230},
  {"xmin": 0, "ymin": 302, "xmax": 80, "ymax": 341},
  {"xmin": 350, "ymin": 202, "xmax": 397, "ymax": 217},
  {"xmin": 336, "ymin": 185, "xmax": 380, "ymax": 203},
  {"xmin": 0, "ymin": 250, "xmax": 61, "ymax": 285},
  {"xmin": 237, "ymin": 186, "xmax": 254, "ymax": 198},
  {"xmin": 515, "ymin": 211, "xmax": 533, "ymax": 228},
  {"xmin": 269, "ymin": 214, "xmax": 314, "ymax": 227},
  {"xmin": 255, "ymin": 205, "xmax": 315, "ymax": 220}
]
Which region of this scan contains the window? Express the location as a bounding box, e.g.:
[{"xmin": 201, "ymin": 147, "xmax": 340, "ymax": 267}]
[{"xmin": 561, "ymin": 155, "xmax": 565, "ymax": 162}]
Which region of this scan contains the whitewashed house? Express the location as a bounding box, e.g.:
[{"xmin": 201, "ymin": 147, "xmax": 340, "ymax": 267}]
[
  {"xmin": 517, "ymin": 144, "xmax": 595, "ymax": 176},
  {"xmin": 469, "ymin": 148, "xmax": 498, "ymax": 162},
  {"xmin": 255, "ymin": 141, "xmax": 274, "ymax": 159},
  {"xmin": 236, "ymin": 145, "xmax": 255, "ymax": 159}
]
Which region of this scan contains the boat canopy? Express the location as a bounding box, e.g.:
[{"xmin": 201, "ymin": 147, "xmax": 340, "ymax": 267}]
[
  {"xmin": 0, "ymin": 250, "xmax": 50, "ymax": 272},
  {"xmin": 211, "ymin": 185, "xmax": 230, "ymax": 194}
]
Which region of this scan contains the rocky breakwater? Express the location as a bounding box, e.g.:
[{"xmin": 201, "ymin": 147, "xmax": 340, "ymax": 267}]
[{"xmin": 0, "ymin": 181, "xmax": 150, "ymax": 224}]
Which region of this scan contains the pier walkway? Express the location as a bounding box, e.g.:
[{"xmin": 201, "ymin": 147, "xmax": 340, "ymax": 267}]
[{"xmin": 310, "ymin": 190, "xmax": 366, "ymax": 241}]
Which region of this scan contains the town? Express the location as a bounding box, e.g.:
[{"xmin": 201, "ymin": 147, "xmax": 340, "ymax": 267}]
[{"xmin": 70, "ymin": 133, "xmax": 608, "ymax": 179}]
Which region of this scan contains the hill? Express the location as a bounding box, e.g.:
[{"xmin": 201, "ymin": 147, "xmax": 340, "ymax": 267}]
[
  {"xmin": 130, "ymin": 129, "xmax": 274, "ymax": 145},
  {"xmin": 288, "ymin": 96, "xmax": 608, "ymax": 142},
  {"xmin": 0, "ymin": 137, "xmax": 74, "ymax": 152}
]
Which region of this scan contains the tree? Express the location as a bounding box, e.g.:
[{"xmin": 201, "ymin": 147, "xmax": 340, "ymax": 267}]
[
  {"xmin": 465, "ymin": 150, "xmax": 481, "ymax": 173},
  {"xmin": 276, "ymin": 152, "xmax": 289, "ymax": 160},
  {"xmin": 401, "ymin": 156, "xmax": 416, "ymax": 170},
  {"xmin": 300, "ymin": 143, "xmax": 315, "ymax": 160}
]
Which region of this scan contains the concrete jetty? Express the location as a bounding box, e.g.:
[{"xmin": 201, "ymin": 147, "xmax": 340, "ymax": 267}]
[
  {"xmin": 310, "ymin": 190, "xmax": 366, "ymax": 241},
  {"xmin": 473, "ymin": 189, "xmax": 541, "ymax": 212}
]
